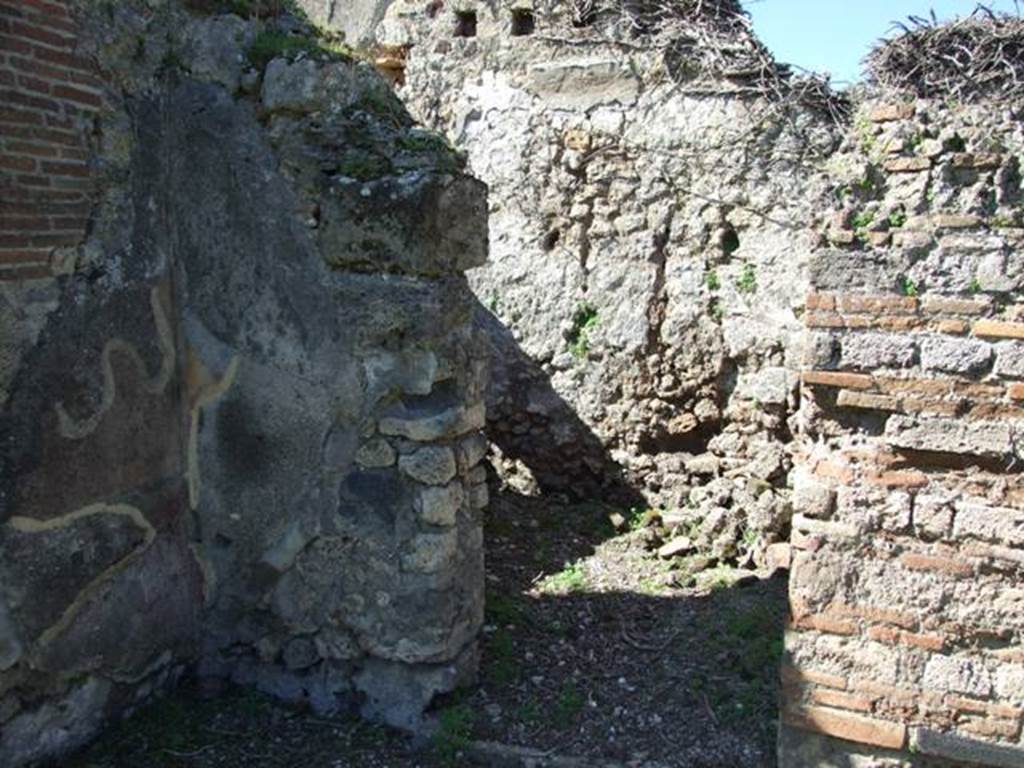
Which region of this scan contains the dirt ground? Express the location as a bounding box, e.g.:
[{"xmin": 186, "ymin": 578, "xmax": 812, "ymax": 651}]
[{"xmin": 63, "ymin": 490, "xmax": 787, "ymax": 768}]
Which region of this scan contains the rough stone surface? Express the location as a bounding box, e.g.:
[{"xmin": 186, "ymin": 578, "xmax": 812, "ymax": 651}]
[
  {"xmin": 378, "ymin": 0, "xmax": 841, "ymax": 567},
  {"xmin": 0, "ymin": 3, "xmax": 488, "ymax": 765},
  {"xmin": 785, "ymin": 95, "xmax": 1024, "ymax": 768}
]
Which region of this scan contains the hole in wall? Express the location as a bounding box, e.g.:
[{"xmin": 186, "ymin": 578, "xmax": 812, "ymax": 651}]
[
  {"xmin": 572, "ymin": 6, "xmax": 596, "ymax": 27},
  {"xmin": 720, "ymin": 226, "xmax": 740, "ymax": 256},
  {"xmin": 454, "ymin": 10, "xmax": 477, "ymax": 37},
  {"xmin": 511, "ymin": 8, "xmax": 535, "ymax": 36},
  {"xmin": 543, "ymin": 228, "xmax": 560, "ymax": 251}
]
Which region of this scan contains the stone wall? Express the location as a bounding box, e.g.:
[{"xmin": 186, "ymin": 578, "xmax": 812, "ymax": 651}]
[
  {"xmin": 0, "ymin": 2, "xmax": 488, "ymax": 765},
  {"xmin": 781, "ymin": 99, "xmax": 1024, "ymax": 766},
  {"xmin": 371, "ymin": 0, "xmax": 839, "ymax": 565}
]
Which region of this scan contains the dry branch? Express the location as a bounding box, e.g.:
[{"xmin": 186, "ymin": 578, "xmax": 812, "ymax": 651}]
[
  {"xmin": 866, "ymin": 4, "xmax": 1024, "ymax": 102},
  {"xmin": 565, "ymin": 0, "xmax": 849, "ymax": 123}
]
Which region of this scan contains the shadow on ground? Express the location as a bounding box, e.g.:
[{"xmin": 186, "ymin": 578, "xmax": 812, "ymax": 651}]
[
  {"xmin": 449, "ymin": 490, "xmax": 787, "ymax": 768},
  {"xmin": 63, "ymin": 491, "xmax": 786, "ymax": 768}
]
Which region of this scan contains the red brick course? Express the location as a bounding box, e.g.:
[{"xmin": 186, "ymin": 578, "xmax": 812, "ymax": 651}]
[{"xmin": 0, "ymin": 0, "xmax": 101, "ymax": 280}]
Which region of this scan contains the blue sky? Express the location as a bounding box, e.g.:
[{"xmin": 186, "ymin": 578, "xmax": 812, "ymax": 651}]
[{"xmin": 745, "ymin": 0, "xmax": 1022, "ymax": 85}]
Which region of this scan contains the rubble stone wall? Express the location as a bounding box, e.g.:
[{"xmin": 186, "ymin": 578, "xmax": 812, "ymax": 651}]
[
  {"xmin": 781, "ymin": 100, "xmax": 1024, "ymax": 767},
  {"xmin": 370, "ymin": 0, "xmax": 840, "ymax": 567},
  {"xmin": 0, "ymin": 2, "xmax": 488, "ymax": 765}
]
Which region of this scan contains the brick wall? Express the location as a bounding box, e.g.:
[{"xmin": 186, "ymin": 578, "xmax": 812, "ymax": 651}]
[
  {"xmin": 781, "ymin": 101, "xmax": 1024, "ymax": 766},
  {"xmin": 0, "ymin": 0, "xmax": 103, "ymax": 281}
]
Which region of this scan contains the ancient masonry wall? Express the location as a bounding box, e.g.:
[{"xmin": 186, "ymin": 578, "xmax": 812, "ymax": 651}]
[
  {"xmin": 781, "ymin": 100, "xmax": 1024, "ymax": 767},
  {"xmin": 0, "ymin": 2, "xmax": 488, "ymax": 765},
  {"xmin": 0, "ymin": 0, "xmax": 101, "ymax": 282},
  {"xmin": 373, "ymin": 0, "xmax": 840, "ymax": 567}
]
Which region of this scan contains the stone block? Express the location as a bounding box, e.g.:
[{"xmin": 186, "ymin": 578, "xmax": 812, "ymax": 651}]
[
  {"xmin": 398, "ymin": 446, "xmax": 457, "ymax": 486},
  {"xmin": 467, "ymin": 481, "xmax": 488, "ymax": 510},
  {"xmin": 911, "ymin": 727, "xmax": 1024, "ymax": 768},
  {"xmin": 974, "ymin": 319, "xmax": 1024, "ymax": 340},
  {"xmin": 380, "ymin": 402, "xmax": 485, "ymax": 442},
  {"xmin": 782, "ymin": 705, "xmax": 906, "ymax": 750},
  {"xmin": 953, "ymin": 501, "xmax": 1024, "ymax": 547},
  {"xmin": 994, "ymin": 341, "xmax": 1024, "ymax": 377},
  {"xmin": 869, "ymin": 103, "xmax": 915, "ymax": 122},
  {"xmin": 792, "ymin": 482, "xmax": 836, "ymax": 519},
  {"xmin": 922, "ymin": 654, "xmax": 992, "ymax": 698},
  {"xmin": 885, "ymin": 415, "xmax": 1015, "ymax": 459},
  {"xmin": 320, "ymin": 173, "xmax": 488, "ymax": 277},
  {"xmin": 526, "ymin": 59, "xmax": 640, "ymax": 110},
  {"xmin": 919, "ymin": 336, "xmax": 992, "ymax": 375},
  {"xmin": 840, "ymin": 333, "xmax": 917, "ymax": 370},
  {"xmin": 415, "ymin": 481, "xmax": 464, "ymax": 526},
  {"xmin": 402, "ymin": 531, "xmax": 457, "ymax": 573},
  {"xmin": 455, "ymin": 432, "xmax": 487, "ymax": 472},
  {"xmin": 884, "ymin": 157, "xmax": 931, "ymax": 173},
  {"xmin": 355, "ymin": 438, "xmax": 397, "ymax": 468},
  {"xmin": 261, "ymin": 58, "xmax": 319, "ymax": 114}
]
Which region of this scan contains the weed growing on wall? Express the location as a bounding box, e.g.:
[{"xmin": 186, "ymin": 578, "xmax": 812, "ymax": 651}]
[{"xmin": 568, "ymin": 301, "xmax": 599, "ymax": 359}]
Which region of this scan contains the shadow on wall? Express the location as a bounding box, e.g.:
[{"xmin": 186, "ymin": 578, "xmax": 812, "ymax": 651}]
[{"xmin": 473, "ymin": 302, "xmax": 647, "ymax": 509}]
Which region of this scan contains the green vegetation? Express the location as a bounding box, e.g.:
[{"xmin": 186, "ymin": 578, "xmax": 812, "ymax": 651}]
[
  {"xmin": 540, "ymin": 561, "xmax": 587, "ymax": 593},
  {"xmin": 553, "ymin": 681, "xmax": 585, "ymax": 729},
  {"xmin": 354, "ymin": 89, "xmax": 408, "ymax": 125},
  {"xmin": 900, "ymin": 276, "xmax": 919, "ymax": 297},
  {"xmin": 567, "ymin": 301, "xmax": 599, "ymax": 359},
  {"xmin": 705, "ymin": 269, "xmax": 721, "ymax": 291},
  {"xmin": 888, "ymin": 210, "xmax": 907, "ymax": 228},
  {"xmin": 246, "ymin": 29, "xmax": 351, "ymax": 70},
  {"xmin": 337, "ymin": 153, "xmax": 392, "ymax": 182},
  {"xmin": 854, "ymin": 114, "xmax": 876, "ymax": 152},
  {"xmin": 735, "ymin": 263, "xmax": 757, "ymax": 294},
  {"xmin": 969, "ymin": 276, "xmax": 983, "ymax": 294},
  {"xmin": 486, "ymin": 629, "xmax": 519, "ymax": 686},
  {"xmin": 486, "ymin": 592, "xmax": 525, "ymax": 626},
  {"xmin": 432, "ymin": 703, "xmax": 476, "ymax": 766},
  {"xmin": 852, "ymin": 209, "xmax": 875, "ymax": 242},
  {"xmin": 396, "ymin": 132, "xmax": 451, "ymax": 153}
]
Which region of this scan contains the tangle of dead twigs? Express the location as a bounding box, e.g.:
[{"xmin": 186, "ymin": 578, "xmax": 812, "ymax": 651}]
[{"xmin": 866, "ymin": 3, "xmax": 1024, "ymax": 102}]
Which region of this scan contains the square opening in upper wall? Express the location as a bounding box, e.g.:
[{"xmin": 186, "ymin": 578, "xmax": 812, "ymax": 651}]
[
  {"xmin": 455, "ymin": 10, "xmax": 477, "ymax": 37},
  {"xmin": 572, "ymin": 6, "xmax": 596, "ymax": 27},
  {"xmin": 511, "ymin": 8, "xmax": 535, "ymax": 36}
]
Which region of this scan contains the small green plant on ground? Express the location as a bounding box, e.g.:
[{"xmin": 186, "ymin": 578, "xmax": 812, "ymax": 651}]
[
  {"xmin": 432, "ymin": 703, "xmax": 476, "ymax": 766},
  {"xmin": 486, "ymin": 592, "xmax": 524, "ymax": 626},
  {"xmin": 567, "ymin": 301, "xmax": 599, "ymax": 359},
  {"xmin": 516, "ymin": 700, "xmax": 542, "ymax": 726},
  {"xmin": 969, "ymin": 277, "xmax": 982, "ymax": 294},
  {"xmin": 486, "ymin": 629, "xmax": 519, "ymax": 686},
  {"xmin": 553, "ymin": 681, "xmax": 585, "ymax": 729},
  {"xmin": 626, "ymin": 506, "xmax": 658, "ymax": 531},
  {"xmin": 900, "ymin": 276, "xmax": 919, "ymax": 297},
  {"xmin": 735, "ymin": 263, "xmax": 757, "ymax": 294},
  {"xmin": 888, "ymin": 210, "xmax": 907, "ymax": 228},
  {"xmin": 540, "ymin": 561, "xmax": 587, "ymax": 593},
  {"xmin": 705, "ymin": 269, "xmax": 721, "ymax": 291}
]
